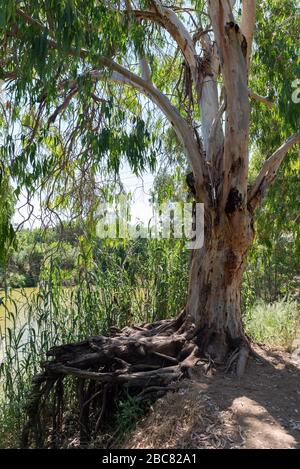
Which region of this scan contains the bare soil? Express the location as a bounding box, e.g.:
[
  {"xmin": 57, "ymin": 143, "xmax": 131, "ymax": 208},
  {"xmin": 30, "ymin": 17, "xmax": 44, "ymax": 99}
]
[{"xmin": 121, "ymin": 345, "xmax": 300, "ymax": 449}]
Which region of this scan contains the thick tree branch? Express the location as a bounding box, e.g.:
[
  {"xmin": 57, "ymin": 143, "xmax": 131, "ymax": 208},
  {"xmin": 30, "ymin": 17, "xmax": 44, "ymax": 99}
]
[
  {"xmin": 240, "ymin": 0, "xmax": 256, "ymax": 72},
  {"xmin": 199, "ymin": 34, "xmax": 223, "ymax": 157},
  {"xmin": 248, "ymin": 89, "xmax": 273, "ymax": 108},
  {"xmin": 133, "ymin": 3, "xmax": 201, "ymax": 90},
  {"xmin": 191, "ymin": 23, "xmax": 224, "ymax": 162},
  {"xmin": 207, "ymin": 93, "xmax": 227, "ymax": 164},
  {"xmin": 139, "ymin": 56, "xmax": 152, "ymax": 83},
  {"xmin": 208, "ymin": 0, "xmax": 249, "ymax": 207},
  {"xmin": 248, "ymin": 133, "xmax": 300, "ymax": 211}
]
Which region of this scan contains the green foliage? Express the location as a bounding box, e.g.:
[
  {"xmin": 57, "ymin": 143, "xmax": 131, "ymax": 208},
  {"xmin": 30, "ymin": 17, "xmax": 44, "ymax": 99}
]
[
  {"xmin": 243, "ymin": 233, "xmax": 300, "ymax": 308},
  {"xmin": 1, "ymin": 226, "xmax": 77, "ymax": 288},
  {"xmin": 0, "ymin": 0, "xmax": 160, "ymax": 217},
  {"xmin": 0, "ymin": 169, "xmax": 16, "ymax": 267},
  {"xmin": 1, "ymin": 225, "xmax": 189, "ymax": 323},
  {"xmin": 243, "ymin": 139, "xmax": 300, "ymax": 309},
  {"xmin": 114, "ymin": 394, "xmax": 145, "ymax": 440},
  {"xmin": 250, "ymin": 0, "xmax": 300, "ymax": 146}
]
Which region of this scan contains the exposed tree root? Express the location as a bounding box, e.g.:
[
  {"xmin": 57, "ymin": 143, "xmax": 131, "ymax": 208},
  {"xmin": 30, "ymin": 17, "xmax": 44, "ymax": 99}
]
[{"xmin": 21, "ymin": 310, "xmax": 250, "ymax": 448}]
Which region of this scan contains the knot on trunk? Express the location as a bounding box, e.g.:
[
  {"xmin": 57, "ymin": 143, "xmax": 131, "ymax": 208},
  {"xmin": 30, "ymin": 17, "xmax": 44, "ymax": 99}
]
[
  {"xmin": 225, "ymin": 187, "xmax": 243, "ymax": 214},
  {"xmin": 225, "ymin": 22, "xmax": 247, "ymax": 59},
  {"xmin": 197, "ymin": 50, "xmax": 212, "ymax": 76},
  {"xmin": 225, "ymin": 21, "xmax": 240, "ymax": 33},
  {"xmin": 186, "ymin": 171, "xmax": 196, "ymax": 197}
]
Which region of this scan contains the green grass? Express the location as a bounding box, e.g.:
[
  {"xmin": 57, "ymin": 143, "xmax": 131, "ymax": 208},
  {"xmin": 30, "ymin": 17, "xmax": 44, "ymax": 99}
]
[{"xmin": 244, "ymin": 298, "xmax": 300, "ymax": 348}]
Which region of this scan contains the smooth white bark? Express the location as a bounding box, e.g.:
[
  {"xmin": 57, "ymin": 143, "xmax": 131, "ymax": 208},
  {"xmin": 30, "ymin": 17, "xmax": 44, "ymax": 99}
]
[{"xmin": 240, "ymin": 0, "xmax": 256, "ymax": 72}]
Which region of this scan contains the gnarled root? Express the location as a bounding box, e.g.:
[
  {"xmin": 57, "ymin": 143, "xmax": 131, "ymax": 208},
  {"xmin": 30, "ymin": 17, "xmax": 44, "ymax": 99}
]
[
  {"xmin": 22, "ymin": 311, "xmax": 249, "ymax": 447},
  {"xmin": 225, "ymin": 336, "xmax": 251, "ymax": 377}
]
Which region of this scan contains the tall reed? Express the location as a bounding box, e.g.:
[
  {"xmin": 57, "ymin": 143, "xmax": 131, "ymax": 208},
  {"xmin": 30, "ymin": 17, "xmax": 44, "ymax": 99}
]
[{"xmin": 0, "ymin": 238, "xmax": 188, "ymax": 447}]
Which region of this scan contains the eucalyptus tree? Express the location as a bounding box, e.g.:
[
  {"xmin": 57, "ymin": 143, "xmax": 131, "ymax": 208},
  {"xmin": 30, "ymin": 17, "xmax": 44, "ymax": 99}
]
[{"xmin": 1, "ymin": 1, "xmax": 299, "ymax": 424}]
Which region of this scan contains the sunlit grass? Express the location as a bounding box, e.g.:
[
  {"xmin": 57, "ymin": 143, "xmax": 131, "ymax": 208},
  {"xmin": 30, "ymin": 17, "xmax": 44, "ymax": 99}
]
[{"xmin": 244, "ymin": 299, "xmax": 300, "ymax": 348}]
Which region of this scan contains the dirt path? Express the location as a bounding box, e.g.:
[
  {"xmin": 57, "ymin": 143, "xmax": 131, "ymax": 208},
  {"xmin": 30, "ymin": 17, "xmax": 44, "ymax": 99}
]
[{"xmin": 122, "ymin": 345, "xmax": 300, "ymax": 449}]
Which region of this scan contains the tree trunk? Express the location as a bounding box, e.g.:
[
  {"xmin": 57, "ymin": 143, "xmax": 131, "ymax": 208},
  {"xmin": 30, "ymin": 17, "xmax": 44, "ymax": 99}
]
[{"xmin": 186, "ymin": 207, "xmax": 254, "ymax": 363}]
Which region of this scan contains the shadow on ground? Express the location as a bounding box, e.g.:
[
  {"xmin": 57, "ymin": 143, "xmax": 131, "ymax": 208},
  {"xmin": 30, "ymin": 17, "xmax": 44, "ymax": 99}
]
[{"xmin": 121, "ymin": 345, "xmax": 300, "ymax": 449}]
